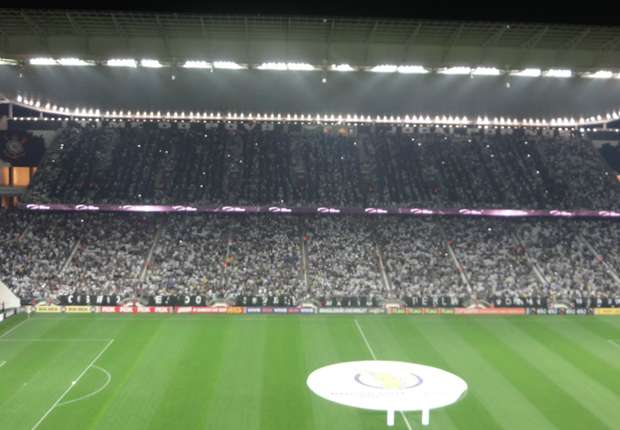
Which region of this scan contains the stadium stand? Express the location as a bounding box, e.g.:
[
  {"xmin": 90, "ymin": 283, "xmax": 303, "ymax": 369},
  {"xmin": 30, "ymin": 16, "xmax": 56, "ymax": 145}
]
[
  {"xmin": 1, "ymin": 210, "xmax": 618, "ymax": 307},
  {"xmin": 23, "ymin": 123, "xmax": 620, "ymax": 210}
]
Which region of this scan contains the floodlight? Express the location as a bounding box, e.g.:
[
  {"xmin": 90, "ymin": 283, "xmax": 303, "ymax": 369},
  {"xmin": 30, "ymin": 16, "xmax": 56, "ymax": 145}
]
[
  {"xmin": 370, "ymin": 65, "xmax": 398, "ymax": 73},
  {"xmin": 583, "ymin": 70, "xmax": 613, "ymax": 79},
  {"xmin": 330, "ymin": 64, "xmax": 355, "ymax": 72},
  {"xmin": 182, "ymin": 60, "xmax": 212, "ymax": 69},
  {"xmin": 57, "ymin": 58, "xmax": 92, "ymax": 66},
  {"xmin": 472, "ymin": 67, "xmax": 501, "ymax": 76},
  {"xmin": 107, "ymin": 59, "xmax": 138, "ymax": 68},
  {"xmin": 438, "ymin": 66, "xmax": 472, "ymax": 75},
  {"xmin": 397, "ymin": 65, "xmax": 429, "ymax": 74},
  {"xmin": 286, "ymin": 63, "xmax": 315, "ymax": 71},
  {"xmin": 213, "ymin": 61, "xmax": 245, "ymax": 70},
  {"xmin": 509, "ymin": 68, "xmax": 542, "ymax": 77},
  {"xmin": 543, "ymin": 69, "xmax": 572, "ymax": 78},
  {"xmin": 141, "ymin": 59, "xmax": 163, "ymax": 68},
  {"xmin": 29, "ymin": 58, "xmax": 57, "ymax": 66},
  {"xmin": 257, "ymin": 62, "xmax": 287, "ymax": 70}
]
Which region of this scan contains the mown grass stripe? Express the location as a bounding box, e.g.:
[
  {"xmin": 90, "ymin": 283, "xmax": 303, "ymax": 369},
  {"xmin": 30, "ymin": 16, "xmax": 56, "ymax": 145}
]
[
  {"xmin": 540, "ymin": 317, "xmax": 620, "ymax": 370},
  {"xmin": 260, "ymin": 318, "xmax": 317, "ymax": 430},
  {"xmin": 304, "ymin": 319, "xmax": 372, "ymax": 430},
  {"xmin": 80, "ymin": 318, "xmax": 168, "ymax": 429},
  {"xmin": 465, "ymin": 318, "xmax": 614, "ymax": 430},
  {"xmin": 526, "ymin": 317, "xmax": 620, "ymax": 386},
  {"xmin": 381, "ymin": 317, "xmax": 498, "ymax": 430},
  {"xmin": 426, "ymin": 317, "xmax": 558, "ymax": 430},
  {"xmin": 491, "ymin": 318, "xmax": 620, "ymax": 428}
]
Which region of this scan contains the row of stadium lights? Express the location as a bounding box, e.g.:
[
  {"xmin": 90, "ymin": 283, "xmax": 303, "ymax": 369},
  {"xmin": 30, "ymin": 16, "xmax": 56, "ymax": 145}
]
[
  {"xmin": 12, "ymin": 95, "xmax": 620, "ymax": 128},
  {"xmin": 2, "ymin": 57, "xmax": 620, "ymax": 79},
  {"xmin": 10, "ymin": 116, "xmax": 620, "ymax": 135}
]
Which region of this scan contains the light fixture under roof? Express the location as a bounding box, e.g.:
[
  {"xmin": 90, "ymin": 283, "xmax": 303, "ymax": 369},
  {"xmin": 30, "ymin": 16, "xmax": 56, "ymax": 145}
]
[
  {"xmin": 509, "ymin": 68, "xmax": 542, "ymax": 77},
  {"xmin": 397, "ymin": 65, "xmax": 429, "ymax": 74},
  {"xmin": 330, "ymin": 64, "xmax": 355, "ymax": 72},
  {"xmin": 106, "ymin": 58, "xmax": 138, "ymax": 68},
  {"xmin": 140, "ymin": 59, "xmax": 163, "ymax": 68},
  {"xmin": 213, "ymin": 61, "xmax": 245, "ymax": 70},
  {"xmin": 543, "ymin": 69, "xmax": 572, "ymax": 78},
  {"xmin": 29, "ymin": 58, "xmax": 57, "ymax": 66},
  {"xmin": 472, "ymin": 67, "xmax": 501, "ymax": 76},
  {"xmin": 0, "ymin": 58, "xmax": 17, "ymax": 65},
  {"xmin": 182, "ymin": 60, "xmax": 212, "ymax": 69},
  {"xmin": 582, "ymin": 70, "xmax": 613, "ymax": 79},
  {"xmin": 438, "ymin": 66, "xmax": 472, "ymax": 75},
  {"xmin": 57, "ymin": 58, "xmax": 93, "ymax": 66},
  {"xmin": 257, "ymin": 62, "xmax": 288, "ymax": 70},
  {"xmin": 286, "ymin": 62, "xmax": 315, "ymax": 71},
  {"xmin": 370, "ymin": 64, "xmax": 398, "ymax": 73}
]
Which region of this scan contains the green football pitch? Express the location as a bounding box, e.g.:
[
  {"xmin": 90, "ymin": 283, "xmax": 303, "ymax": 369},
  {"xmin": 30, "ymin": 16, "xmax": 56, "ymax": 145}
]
[{"xmin": 0, "ymin": 314, "xmax": 619, "ymax": 430}]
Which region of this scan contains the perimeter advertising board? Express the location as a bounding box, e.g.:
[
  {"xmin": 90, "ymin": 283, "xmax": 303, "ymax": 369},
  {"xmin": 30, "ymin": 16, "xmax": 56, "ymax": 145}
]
[
  {"xmin": 318, "ymin": 308, "xmax": 369, "ymax": 314},
  {"xmin": 454, "ymin": 308, "xmax": 526, "ymax": 315},
  {"xmin": 594, "ymin": 308, "xmax": 620, "ymax": 316},
  {"xmin": 65, "ymin": 306, "xmax": 92, "ymax": 313},
  {"xmin": 35, "ymin": 304, "xmax": 62, "ymax": 313}
]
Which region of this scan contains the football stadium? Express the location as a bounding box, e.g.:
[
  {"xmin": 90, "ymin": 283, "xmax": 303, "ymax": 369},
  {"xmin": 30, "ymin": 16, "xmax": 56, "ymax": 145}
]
[{"xmin": 0, "ymin": 6, "xmax": 619, "ymax": 430}]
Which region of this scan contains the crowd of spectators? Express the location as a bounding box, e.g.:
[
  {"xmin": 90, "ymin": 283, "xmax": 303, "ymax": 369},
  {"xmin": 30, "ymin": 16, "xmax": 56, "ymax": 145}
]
[
  {"xmin": 4, "ymin": 122, "xmax": 620, "ymax": 306},
  {"xmin": 24, "ymin": 123, "xmax": 620, "ymax": 210},
  {"xmin": 1, "ymin": 210, "xmax": 618, "ymax": 306}
]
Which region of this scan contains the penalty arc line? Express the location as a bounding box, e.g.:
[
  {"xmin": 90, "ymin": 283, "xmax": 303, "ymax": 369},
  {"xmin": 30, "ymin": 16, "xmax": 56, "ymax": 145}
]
[
  {"xmin": 31, "ymin": 339, "xmax": 115, "ymax": 430},
  {"xmin": 57, "ymin": 365, "xmax": 112, "ymax": 407},
  {"xmin": 354, "ymin": 319, "xmax": 413, "ymax": 430}
]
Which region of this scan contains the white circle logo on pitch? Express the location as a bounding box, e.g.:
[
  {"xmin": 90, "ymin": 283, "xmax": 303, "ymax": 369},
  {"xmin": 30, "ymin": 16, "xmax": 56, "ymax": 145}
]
[
  {"xmin": 307, "ymin": 361, "xmax": 467, "ymax": 427},
  {"xmin": 354, "ymin": 370, "xmax": 423, "ymax": 390}
]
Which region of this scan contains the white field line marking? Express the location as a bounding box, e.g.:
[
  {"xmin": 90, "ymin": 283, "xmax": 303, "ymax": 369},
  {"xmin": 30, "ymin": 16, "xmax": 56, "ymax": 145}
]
[
  {"xmin": 0, "ymin": 360, "xmax": 6, "ymax": 368},
  {"xmin": 354, "ymin": 319, "xmax": 413, "ymax": 430},
  {"xmin": 57, "ymin": 365, "xmax": 112, "ymax": 407},
  {"xmin": 0, "ymin": 338, "xmax": 113, "ymax": 342},
  {"xmin": 31, "ymin": 339, "xmax": 114, "ymax": 430},
  {"xmin": 354, "ymin": 319, "xmax": 378, "ymax": 359},
  {"xmin": 608, "ymin": 339, "xmax": 620, "ymax": 350},
  {"xmin": 30, "ymin": 314, "xmax": 339, "ymax": 322},
  {"xmin": 0, "ymin": 318, "xmax": 30, "ymax": 338}
]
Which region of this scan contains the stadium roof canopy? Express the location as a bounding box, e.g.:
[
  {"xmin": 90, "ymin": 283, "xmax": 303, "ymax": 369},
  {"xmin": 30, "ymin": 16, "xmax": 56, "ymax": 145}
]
[{"xmin": 2, "ymin": 9, "xmax": 620, "ymax": 70}]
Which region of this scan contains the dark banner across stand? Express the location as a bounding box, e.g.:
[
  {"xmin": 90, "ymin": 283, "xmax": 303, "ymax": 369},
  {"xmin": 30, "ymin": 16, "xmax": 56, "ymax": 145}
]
[
  {"xmin": 55, "ymin": 294, "xmax": 619, "ymax": 308},
  {"xmin": 19, "ymin": 202, "xmax": 620, "ymax": 219}
]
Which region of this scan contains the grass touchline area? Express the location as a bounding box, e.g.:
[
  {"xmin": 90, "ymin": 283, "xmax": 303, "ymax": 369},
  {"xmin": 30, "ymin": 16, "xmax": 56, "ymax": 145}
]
[{"xmin": 0, "ymin": 314, "xmax": 618, "ymax": 430}]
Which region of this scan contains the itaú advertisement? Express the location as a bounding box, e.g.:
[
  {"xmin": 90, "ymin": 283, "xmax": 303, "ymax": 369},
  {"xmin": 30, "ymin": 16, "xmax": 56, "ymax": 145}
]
[
  {"xmin": 594, "ymin": 308, "xmax": 620, "ymax": 316},
  {"xmin": 35, "ymin": 304, "xmax": 63, "ymax": 313}
]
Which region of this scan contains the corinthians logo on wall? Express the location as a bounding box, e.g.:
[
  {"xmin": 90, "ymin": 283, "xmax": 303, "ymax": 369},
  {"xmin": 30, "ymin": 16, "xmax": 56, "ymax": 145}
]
[
  {"xmin": 354, "ymin": 371, "xmax": 423, "ymax": 390},
  {"xmin": 3, "ymin": 138, "xmax": 25, "ymax": 160}
]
